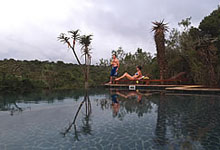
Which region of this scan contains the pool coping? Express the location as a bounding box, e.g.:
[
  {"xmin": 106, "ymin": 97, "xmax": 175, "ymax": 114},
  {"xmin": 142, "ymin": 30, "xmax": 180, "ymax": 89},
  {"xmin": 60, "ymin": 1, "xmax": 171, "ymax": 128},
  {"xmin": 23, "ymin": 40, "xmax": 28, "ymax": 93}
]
[
  {"xmin": 104, "ymin": 84, "xmax": 220, "ymax": 95},
  {"xmin": 166, "ymin": 85, "xmax": 220, "ymax": 95}
]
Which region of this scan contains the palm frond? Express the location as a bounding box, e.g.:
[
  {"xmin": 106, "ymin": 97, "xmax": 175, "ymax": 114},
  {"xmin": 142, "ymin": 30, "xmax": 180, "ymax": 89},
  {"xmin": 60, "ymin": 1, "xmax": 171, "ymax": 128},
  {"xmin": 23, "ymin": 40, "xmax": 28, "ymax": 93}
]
[
  {"xmin": 152, "ymin": 20, "xmax": 169, "ymax": 33},
  {"xmin": 68, "ymin": 29, "xmax": 81, "ymax": 40},
  {"xmin": 81, "ymin": 48, "xmax": 92, "ymax": 57},
  {"xmin": 79, "ymin": 35, "xmax": 93, "ymax": 46},
  {"xmin": 57, "ymin": 33, "xmax": 70, "ymax": 44},
  {"xmin": 79, "ymin": 35, "xmax": 93, "ymax": 56}
]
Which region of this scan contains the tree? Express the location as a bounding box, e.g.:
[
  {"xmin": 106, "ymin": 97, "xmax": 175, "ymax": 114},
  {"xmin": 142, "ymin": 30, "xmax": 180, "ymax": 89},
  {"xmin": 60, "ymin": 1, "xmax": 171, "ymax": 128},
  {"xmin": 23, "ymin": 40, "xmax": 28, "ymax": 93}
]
[
  {"xmin": 58, "ymin": 30, "xmax": 93, "ymax": 89},
  {"xmin": 165, "ymin": 15, "xmax": 220, "ymax": 87},
  {"xmin": 68, "ymin": 30, "xmax": 82, "ymax": 65},
  {"xmin": 79, "ymin": 35, "xmax": 93, "ymax": 89},
  {"xmin": 199, "ymin": 6, "xmax": 220, "ymax": 37},
  {"xmin": 152, "ymin": 20, "xmax": 169, "ymax": 82},
  {"xmin": 98, "ymin": 58, "xmax": 109, "ymax": 67},
  {"xmin": 195, "ymin": 35, "xmax": 218, "ymax": 86},
  {"xmin": 58, "ymin": 31, "xmax": 81, "ymax": 65}
]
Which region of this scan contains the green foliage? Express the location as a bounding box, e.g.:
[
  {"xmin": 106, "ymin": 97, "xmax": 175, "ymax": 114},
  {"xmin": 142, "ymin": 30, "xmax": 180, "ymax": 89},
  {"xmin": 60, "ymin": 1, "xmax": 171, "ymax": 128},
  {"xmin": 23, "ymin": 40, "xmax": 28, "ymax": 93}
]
[
  {"xmin": 199, "ymin": 6, "xmax": 220, "ymax": 62},
  {"xmin": 165, "ymin": 7, "xmax": 220, "ymax": 87},
  {"xmin": 0, "ymin": 59, "xmax": 109, "ymax": 92},
  {"xmin": 99, "ymin": 47, "xmax": 156, "ymax": 78},
  {"xmin": 178, "ymin": 17, "xmax": 192, "ymax": 30},
  {"xmin": 199, "ymin": 7, "xmax": 220, "ymax": 37},
  {"xmin": 98, "ymin": 58, "xmax": 109, "ymax": 67}
]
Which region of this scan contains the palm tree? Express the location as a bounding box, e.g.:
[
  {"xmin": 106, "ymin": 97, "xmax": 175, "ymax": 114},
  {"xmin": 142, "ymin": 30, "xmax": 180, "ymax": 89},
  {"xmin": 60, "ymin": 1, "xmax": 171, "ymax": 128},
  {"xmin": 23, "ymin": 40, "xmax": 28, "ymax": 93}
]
[
  {"xmin": 58, "ymin": 30, "xmax": 82, "ymax": 65},
  {"xmin": 68, "ymin": 30, "xmax": 82, "ymax": 65},
  {"xmin": 58, "ymin": 30, "xmax": 93, "ymax": 88},
  {"xmin": 79, "ymin": 35, "xmax": 93, "ymax": 89},
  {"xmin": 152, "ymin": 20, "xmax": 168, "ymax": 82}
]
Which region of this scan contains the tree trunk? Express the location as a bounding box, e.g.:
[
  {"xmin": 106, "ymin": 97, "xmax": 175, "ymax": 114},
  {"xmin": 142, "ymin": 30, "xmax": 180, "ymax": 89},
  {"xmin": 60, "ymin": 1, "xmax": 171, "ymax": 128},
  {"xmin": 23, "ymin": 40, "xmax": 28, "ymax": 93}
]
[
  {"xmin": 198, "ymin": 44, "xmax": 218, "ymax": 87},
  {"xmin": 84, "ymin": 47, "xmax": 89, "ymax": 89},
  {"xmin": 155, "ymin": 32, "xmax": 167, "ymax": 84},
  {"xmin": 71, "ymin": 40, "xmax": 82, "ymax": 66}
]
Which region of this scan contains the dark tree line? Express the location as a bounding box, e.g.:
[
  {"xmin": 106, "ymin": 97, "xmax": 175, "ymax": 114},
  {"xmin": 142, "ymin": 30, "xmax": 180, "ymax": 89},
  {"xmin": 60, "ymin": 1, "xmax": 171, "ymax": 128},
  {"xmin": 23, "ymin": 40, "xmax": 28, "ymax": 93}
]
[
  {"xmin": 0, "ymin": 59, "xmax": 109, "ymax": 92},
  {"xmin": 165, "ymin": 6, "xmax": 220, "ymax": 87}
]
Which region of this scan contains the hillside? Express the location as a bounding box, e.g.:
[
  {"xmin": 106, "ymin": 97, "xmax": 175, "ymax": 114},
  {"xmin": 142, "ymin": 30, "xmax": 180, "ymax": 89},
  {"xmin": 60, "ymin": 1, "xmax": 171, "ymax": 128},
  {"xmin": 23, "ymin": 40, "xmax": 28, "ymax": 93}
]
[{"xmin": 0, "ymin": 59, "xmax": 109, "ymax": 92}]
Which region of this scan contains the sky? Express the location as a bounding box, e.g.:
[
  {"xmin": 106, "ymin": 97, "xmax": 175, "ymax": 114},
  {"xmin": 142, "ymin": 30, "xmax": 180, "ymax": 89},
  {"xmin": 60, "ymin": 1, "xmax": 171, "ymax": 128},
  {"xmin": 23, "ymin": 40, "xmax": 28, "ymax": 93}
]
[{"xmin": 0, "ymin": 0, "xmax": 219, "ymax": 64}]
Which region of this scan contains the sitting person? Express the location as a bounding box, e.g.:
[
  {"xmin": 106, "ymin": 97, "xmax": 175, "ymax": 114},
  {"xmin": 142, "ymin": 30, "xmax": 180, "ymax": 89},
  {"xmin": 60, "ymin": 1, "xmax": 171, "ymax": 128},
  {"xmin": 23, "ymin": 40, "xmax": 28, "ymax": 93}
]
[{"xmin": 115, "ymin": 66, "xmax": 142, "ymax": 81}]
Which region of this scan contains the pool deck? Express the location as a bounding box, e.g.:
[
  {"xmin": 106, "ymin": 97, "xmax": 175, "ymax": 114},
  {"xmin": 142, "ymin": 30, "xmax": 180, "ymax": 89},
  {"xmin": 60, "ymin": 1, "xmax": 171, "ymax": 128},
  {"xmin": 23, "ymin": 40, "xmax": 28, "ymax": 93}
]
[
  {"xmin": 166, "ymin": 85, "xmax": 220, "ymax": 94},
  {"xmin": 104, "ymin": 83, "xmax": 220, "ymax": 94}
]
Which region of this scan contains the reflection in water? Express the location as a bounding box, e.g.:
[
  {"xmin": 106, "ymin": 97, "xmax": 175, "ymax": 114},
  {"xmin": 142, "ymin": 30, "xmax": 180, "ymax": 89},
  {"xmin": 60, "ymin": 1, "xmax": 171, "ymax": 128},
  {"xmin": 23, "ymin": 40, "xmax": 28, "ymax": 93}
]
[
  {"xmin": 184, "ymin": 96, "xmax": 220, "ymax": 150},
  {"xmin": 109, "ymin": 90, "xmax": 220, "ymax": 149},
  {"xmin": 115, "ymin": 90, "xmax": 143, "ymax": 103},
  {"xmin": 155, "ymin": 94, "xmax": 220, "ymax": 150},
  {"xmin": 82, "ymin": 92, "xmax": 92, "ymax": 136},
  {"xmin": 0, "ymin": 96, "xmax": 31, "ymax": 116},
  {"xmin": 0, "ymin": 89, "xmax": 104, "ymax": 115},
  {"xmin": 0, "ymin": 89, "xmax": 220, "ymax": 149},
  {"xmin": 9, "ymin": 102, "xmax": 27, "ymax": 116},
  {"xmin": 154, "ymin": 93, "xmax": 167, "ymax": 146},
  {"xmin": 111, "ymin": 94, "xmax": 120, "ymax": 117},
  {"xmin": 110, "ymin": 89, "xmax": 154, "ymax": 118},
  {"xmin": 61, "ymin": 91, "xmax": 92, "ymax": 141}
]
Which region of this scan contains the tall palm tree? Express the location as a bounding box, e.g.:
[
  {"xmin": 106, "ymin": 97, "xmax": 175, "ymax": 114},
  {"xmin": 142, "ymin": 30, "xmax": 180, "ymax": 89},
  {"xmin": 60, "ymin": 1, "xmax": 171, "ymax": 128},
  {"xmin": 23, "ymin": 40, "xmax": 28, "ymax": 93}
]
[
  {"xmin": 79, "ymin": 35, "xmax": 93, "ymax": 89},
  {"xmin": 58, "ymin": 30, "xmax": 82, "ymax": 65},
  {"xmin": 68, "ymin": 29, "xmax": 81, "ymax": 65},
  {"xmin": 152, "ymin": 20, "xmax": 168, "ymax": 82},
  {"xmin": 58, "ymin": 30, "xmax": 93, "ymax": 88}
]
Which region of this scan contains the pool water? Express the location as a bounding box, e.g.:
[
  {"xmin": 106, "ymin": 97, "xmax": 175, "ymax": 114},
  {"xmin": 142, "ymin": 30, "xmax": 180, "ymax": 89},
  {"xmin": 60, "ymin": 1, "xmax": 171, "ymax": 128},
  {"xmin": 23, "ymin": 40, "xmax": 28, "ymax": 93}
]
[{"xmin": 0, "ymin": 89, "xmax": 219, "ymax": 150}]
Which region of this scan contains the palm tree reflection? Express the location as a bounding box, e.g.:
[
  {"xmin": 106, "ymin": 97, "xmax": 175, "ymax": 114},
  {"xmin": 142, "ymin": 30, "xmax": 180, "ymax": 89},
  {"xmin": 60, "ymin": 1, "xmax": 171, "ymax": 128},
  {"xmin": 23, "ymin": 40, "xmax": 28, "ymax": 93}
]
[
  {"xmin": 0, "ymin": 98, "xmax": 30, "ymax": 116},
  {"xmin": 154, "ymin": 93, "xmax": 167, "ymax": 146},
  {"xmin": 61, "ymin": 91, "xmax": 92, "ymax": 140},
  {"xmin": 10, "ymin": 102, "xmax": 24, "ymax": 116},
  {"xmin": 82, "ymin": 92, "xmax": 92, "ymax": 135}
]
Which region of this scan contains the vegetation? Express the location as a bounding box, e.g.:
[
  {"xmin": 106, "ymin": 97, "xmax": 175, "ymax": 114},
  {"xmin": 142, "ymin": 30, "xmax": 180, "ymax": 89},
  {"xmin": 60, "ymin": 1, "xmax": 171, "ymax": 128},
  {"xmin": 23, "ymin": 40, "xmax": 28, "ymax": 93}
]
[
  {"xmin": 165, "ymin": 6, "xmax": 220, "ymax": 87},
  {"xmin": 98, "ymin": 47, "xmax": 156, "ymax": 78},
  {"xmin": 0, "ymin": 6, "xmax": 220, "ymax": 92},
  {"xmin": 0, "ymin": 59, "xmax": 109, "ymax": 92},
  {"xmin": 58, "ymin": 30, "xmax": 93, "ymax": 88},
  {"xmin": 100, "ymin": 6, "xmax": 220, "ymax": 87}
]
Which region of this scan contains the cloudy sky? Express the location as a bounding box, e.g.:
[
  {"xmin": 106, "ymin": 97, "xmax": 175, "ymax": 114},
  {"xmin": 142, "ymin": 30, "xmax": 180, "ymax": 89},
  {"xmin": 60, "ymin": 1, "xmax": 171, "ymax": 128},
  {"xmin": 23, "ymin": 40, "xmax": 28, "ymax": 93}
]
[{"xmin": 0, "ymin": 0, "xmax": 219, "ymax": 64}]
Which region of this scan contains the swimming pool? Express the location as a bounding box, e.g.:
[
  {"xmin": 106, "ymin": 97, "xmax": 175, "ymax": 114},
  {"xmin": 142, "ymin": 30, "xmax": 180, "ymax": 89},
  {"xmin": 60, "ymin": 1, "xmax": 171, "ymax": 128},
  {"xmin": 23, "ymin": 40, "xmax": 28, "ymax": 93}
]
[{"xmin": 0, "ymin": 89, "xmax": 219, "ymax": 150}]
